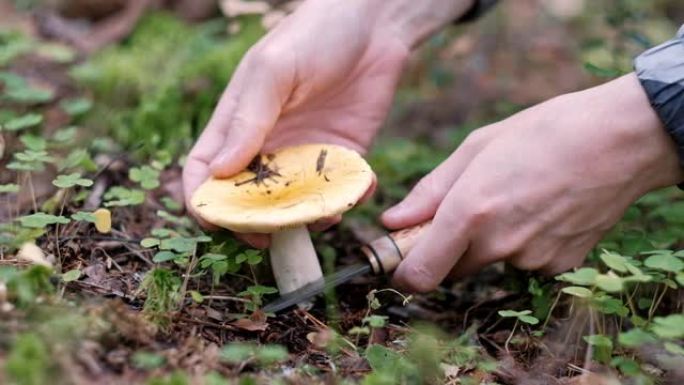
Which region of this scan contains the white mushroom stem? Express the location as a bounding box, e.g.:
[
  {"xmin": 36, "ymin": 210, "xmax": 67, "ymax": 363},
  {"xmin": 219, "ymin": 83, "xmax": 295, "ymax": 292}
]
[{"xmin": 269, "ymin": 225, "xmax": 323, "ymax": 294}]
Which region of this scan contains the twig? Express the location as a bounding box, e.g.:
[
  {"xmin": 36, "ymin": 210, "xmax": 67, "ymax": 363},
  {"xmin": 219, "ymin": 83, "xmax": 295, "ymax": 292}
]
[{"xmin": 201, "ymin": 295, "xmax": 250, "ymax": 303}]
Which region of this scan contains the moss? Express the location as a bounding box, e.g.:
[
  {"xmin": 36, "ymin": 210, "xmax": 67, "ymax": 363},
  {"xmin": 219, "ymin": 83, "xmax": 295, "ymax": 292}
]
[{"xmin": 73, "ymin": 12, "xmax": 263, "ymax": 157}]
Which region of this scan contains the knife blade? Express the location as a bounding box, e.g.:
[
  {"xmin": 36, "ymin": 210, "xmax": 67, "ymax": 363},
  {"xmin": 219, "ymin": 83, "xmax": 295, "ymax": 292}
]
[{"xmin": 262, "ymin": 221, "xmax": 431, "ymax": 313}]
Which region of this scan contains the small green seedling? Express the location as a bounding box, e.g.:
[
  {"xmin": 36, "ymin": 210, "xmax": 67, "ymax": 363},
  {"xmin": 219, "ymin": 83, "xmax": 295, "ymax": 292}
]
[
  {"xmin": 129, "ymin": 165, "xmax": 161, "ymax": 190},
  {"xmin": 52, "ymin": 173, "xmax": 93, "ymax": 189}
]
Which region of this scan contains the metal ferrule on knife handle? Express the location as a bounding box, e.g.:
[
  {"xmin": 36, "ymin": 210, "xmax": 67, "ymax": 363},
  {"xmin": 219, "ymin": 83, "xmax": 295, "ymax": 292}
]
[{"xmin": 361, "ymin": 221, "xmax": 432, "ymax": 275}]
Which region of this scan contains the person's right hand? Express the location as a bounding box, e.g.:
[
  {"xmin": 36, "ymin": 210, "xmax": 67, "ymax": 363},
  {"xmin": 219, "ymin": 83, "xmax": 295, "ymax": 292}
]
[{"xmin": 183, "ymin": 0, "xmax": 475, "ymax": 247}]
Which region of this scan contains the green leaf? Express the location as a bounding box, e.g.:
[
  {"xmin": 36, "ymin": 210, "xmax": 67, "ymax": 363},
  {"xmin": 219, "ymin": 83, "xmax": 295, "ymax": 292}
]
[
  {"xmin": 140, "ymin": 238, "xmax": 160, "ymax": 248},
  {"xmin": 651, "ymin": 315, "xmax": 684, "ymax": 339},
  {"xmin": 220, "ymin": 343, "xmax": 254, "ymax": 363},
  {"xmin": 132, "ymin": 351, "xmax": 166, "ymax": 370},
  {"xmin": 556, "ymin": 267, "xmax": 598, "ymax": 286},
  {"xmin": 595, "ymin": 274, "xmax": 623, "ymax": 293},
  {"xmin": 189, "ymin": 290, "xmax": 204, "ymax": 303},
  {"xmin": 59, "ymin": 98, "xmax": 92, "ymax": 116},
  {"xmin": 592, "ymin": 295, "xmax": 628, "ymax": 316},
  {"xmin": 618, "ymin": 328, "xmax": 656, "ymax": 347},
  {"xmin": 0, "ymin": 184, "xmax": 20, "ymax": 193},
  {"xmin": 71, "ymin": 211, "xmax": 96, "ymax": 223},
  {"xmin": 153, "ymin": 251, "xmax": 180, "ymax": 263},
  {"xmin": 600, "ymin": 250, "xmax": 629, "ymax": 273},
  {"xmin": 244, "ymin": 249, "xmax": 262, "ymax": 265},
  {"xmin": 254, "ymin": 345, "xmax": 288, "ymax": 365},
  {"xmin": 52, "ymin": 126, "xmax": 77, "ymax": 143},
  {"xmin": 104, "ymin": 187, "xmax": 145, "ymax": 207},
  {"xmin": 52, "ymin": 173, "xmax": 93, "ymax": 189},
  {"xmin": 584, "ymin": 334, "xmax": 613, "ymax": 348},
  {"xmin": 676, "ymin": 273, "xmax": 684, "ymax": 287},
  {"xmin": 129, "ymin": 166, "xmax": 160, "ymax": 190},
  {"xmin": 160, "ymin": 237, "xmax": 196, "ymax": 253},
  {"xmin": 498, "ymin": 310, "xmax": 523, "ymax": 318},
  {"xmin": 61, "ymin": 269, "xmax": 81, "ymax": 282},
  {"xmin": 561, "ymin": 286, "xmax": 593, "ymax": 298},
  {"xmin": 5, "ymin": 87, "xmax": 54, "ymax": 104},
  {"xmin": 518, "ymin": 315, "xmax": 540, "ymax": 325},
  {"xmin": 160, "ymin": 197, "xmax": 182, "ymax": 211},
  {"xmin": 664, "ymin": 342, "xmax": 684, "ymax": 356},
  {"xmin": 365, "ymin": 344, "xmax": 405, "ymax": 372},
  {"xmin": 244, "ymin": 285, "xmax": 278, "ymax": 297},
  {"xmin": 2, "ymin": 113, "xmax": 42, "ymax": 131},
  {"xmin": 644, "ymin": 253, "xmax": 684, "ymax": 273},
  {"xmin": 18, "ymin": 213, "xmax": 71, "ymax": 228},
  {"xmin": 20, "ymin": 134, "xmax": 46, "ymax": 151},
  {"xmin": 151, "ymin": 228, "xmax": 174, "ymax": 238},
  {"xmin": 363, "ymin": 315, "xmax": 388, "ymax": 328},
  {"xmin": 59, "ymin": 149, "xmax": 96, "ymax": 172}
]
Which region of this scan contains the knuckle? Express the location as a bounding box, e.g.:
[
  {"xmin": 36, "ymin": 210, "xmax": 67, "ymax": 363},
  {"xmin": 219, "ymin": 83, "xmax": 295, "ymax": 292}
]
[
  {"xmin": 398, "ymin": 264, "xmax": 440, "ymax": 293},
  {"xmin": 249, "ymin": 45, "xmax": 286, "ymax": 68},
  {"xmin": 510, "ymin": 252, "xmax": 550, "ymax": 271},
  {"xmin": 412, "ymin": 174, "xmax": 444, "ymax": 199},
  {"xmin": 461, "ymin": 130, "xmax": 487, "ymax": 149},
  {"xmin": 462, "ymin": 199, "xmax": 498, "ymax": 228}
]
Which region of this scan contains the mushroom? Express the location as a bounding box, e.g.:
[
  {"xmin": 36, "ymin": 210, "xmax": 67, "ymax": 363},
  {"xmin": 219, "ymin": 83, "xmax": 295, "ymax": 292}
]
[{"xmin": 191, "ymin": 144, "xmax": 373, "ymax": 294}]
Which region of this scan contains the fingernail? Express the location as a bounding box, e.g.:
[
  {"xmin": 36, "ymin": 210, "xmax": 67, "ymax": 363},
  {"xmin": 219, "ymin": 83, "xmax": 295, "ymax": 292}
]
[
  {"xmin": 383, "ymin": 202, "xmax": 406, "ymax": 220},
  {"xmin": 209, "ymin": 149, "xmax": 234, "ymax": 175}
]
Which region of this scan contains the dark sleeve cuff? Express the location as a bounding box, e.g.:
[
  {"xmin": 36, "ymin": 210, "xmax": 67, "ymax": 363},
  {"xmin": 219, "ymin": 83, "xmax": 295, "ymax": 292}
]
[
  {"xmin": 634, "ymin": 25, "xmax": 684, "ymax": 167},
  {"xmin": 455, "ymin": 0, "xmax": 499, "ymax": 23}
]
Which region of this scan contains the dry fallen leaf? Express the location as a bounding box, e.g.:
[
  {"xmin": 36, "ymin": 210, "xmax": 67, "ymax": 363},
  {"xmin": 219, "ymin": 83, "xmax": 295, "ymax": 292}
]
[
  {"xmin": 231, "ymin": 310, "xmax": 268, "ymax": 332},
  {"xmin": 306, "ymin": 328, "xmax": 334, "ymax": 349},
  {"xmin": 93, "ymin": 208, "xmax": 112, "ymax": 233},
  {"xmin": 17, "ymin": 242, "xmax": 52, "ymax": 267}
]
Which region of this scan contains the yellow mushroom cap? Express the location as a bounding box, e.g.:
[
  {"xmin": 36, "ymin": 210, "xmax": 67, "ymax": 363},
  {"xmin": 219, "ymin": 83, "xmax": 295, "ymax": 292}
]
[{"xmin": 191, "ymin": 144, "xmax": 373, "ymax": 233}]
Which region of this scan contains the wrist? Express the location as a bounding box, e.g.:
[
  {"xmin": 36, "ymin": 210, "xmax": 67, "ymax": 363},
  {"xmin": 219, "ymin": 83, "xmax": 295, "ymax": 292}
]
[
  {"xmin": 368, "ymin": 0, "xmax": 475, "ymax": 49},
  {"xmin": 592, "ymin": 74, "xmax": 684, "ymax": 193}
]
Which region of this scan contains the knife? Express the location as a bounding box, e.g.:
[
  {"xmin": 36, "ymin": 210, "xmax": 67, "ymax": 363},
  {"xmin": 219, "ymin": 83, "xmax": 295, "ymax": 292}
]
[{"xmin": 262, "ymin": 221, "xmax": 431, "ymax": 313}]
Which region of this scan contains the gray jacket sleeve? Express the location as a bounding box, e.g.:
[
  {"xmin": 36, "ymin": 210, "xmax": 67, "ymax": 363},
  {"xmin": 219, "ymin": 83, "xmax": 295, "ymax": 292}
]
[{"xmin": 635, "ymin": 25, "xmax": 684, "ymax": 164}]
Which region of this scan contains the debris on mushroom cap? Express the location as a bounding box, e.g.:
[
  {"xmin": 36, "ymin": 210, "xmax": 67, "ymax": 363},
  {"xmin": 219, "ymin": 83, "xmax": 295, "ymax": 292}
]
[{"xmin": 191, "ymin": 144, "xmax": 373, "ymax": 233}]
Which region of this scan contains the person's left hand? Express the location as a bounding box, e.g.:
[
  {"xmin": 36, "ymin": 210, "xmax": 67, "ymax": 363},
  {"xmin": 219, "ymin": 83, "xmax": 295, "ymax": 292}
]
[{"xmin": 382, "ymin": 73, "xmax": 684, "ymax": 292}]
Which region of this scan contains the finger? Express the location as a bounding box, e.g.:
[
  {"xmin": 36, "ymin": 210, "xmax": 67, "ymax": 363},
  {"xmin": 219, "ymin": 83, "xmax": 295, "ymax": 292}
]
[
  {"xmin": 447, "ymin": 249, "xmax": 493, "ymax": 279},
  {"xmin": 183, "ymin": 61, "xmax": 251, "ymax": 227},
  {"xmin": 308, "ymin": 214, "xmax": 343, "ymax": 232},
  {"xmin": 209, "ymin": 50, "xmax": 293, "ymax": 178},
  {"xmin": 381, "ymin": 128, "xmax": 495, "ymax": 230},
  {"xmin": 235, "ymin": 233, "xmax": 271, "ymax": 249},
  {"xmin": 538, "ymin": 235, "xmax": 602, "ymax": 276},
  {"xmin": 358, "ymin": 173, "xmax": 377, "ymax": 205},
  {"xmin": 391, "ymin": 186, "xmax": 472, "ymax": 293}
]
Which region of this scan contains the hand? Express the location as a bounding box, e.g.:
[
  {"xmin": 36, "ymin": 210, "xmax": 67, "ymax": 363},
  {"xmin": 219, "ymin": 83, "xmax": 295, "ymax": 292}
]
[
  {"xmin": 382, "ymin": 74, "xmax": 684, "ymax": 292},
  {"xmin": 183, "ymin": 0, "xmax": 475, "ymax": 247}
]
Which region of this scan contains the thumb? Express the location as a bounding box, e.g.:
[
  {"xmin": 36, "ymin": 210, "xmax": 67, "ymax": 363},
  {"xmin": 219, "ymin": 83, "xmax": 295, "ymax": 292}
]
[
  {"xmin": 209, "ymin": 57, "xmax": 289, "ymax": 178},
  {"xmin": 392, "ymin": 184, "xmax": 471, "ymax": 293},
  {"xmin": 381, "ymin": 141, "xmax": 479, "ymax": 229}
]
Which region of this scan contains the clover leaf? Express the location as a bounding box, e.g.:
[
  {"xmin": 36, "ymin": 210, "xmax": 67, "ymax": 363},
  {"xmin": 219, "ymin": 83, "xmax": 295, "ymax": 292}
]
[
  {"xmin": 104, "ymin": 187, "xmax": 145, "ymax": 207},
  {"xmin": 2, "ymin": 113, "xmax": 42, "ymax": 131},
  {"xmin": 0, "ymin": 184, "xmax": 20, "ymax": 193},
  {"xmin": 52, "ymin": 173, "xmax": 94, "ymax": 189},
  {"xmin": 59, "ymin": 98, "xmax": 92, "ymax": 116},
  {"xmin": 71, "ymin": 211, "xmax": 96, "ymax": 223},
  {"xmin": 129, "ymin": 166, "xmax": 160, "ymax": 190},
  {"xmin": 644, "ymin": 253, "xmax": 684, "ymax": 273},
  {"xmin": 18, "ymin": 213, "xmax": 71, "ymax": 228},
  {"xmin": 498, "ymin": 309, "xmax": 539, "ymax": 325}
]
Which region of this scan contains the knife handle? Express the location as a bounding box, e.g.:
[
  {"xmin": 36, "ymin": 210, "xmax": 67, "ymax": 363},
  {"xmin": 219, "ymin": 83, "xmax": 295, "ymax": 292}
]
[{"xmin": 361, "ymin": 221, "xmax": 432, "ymax": 275}]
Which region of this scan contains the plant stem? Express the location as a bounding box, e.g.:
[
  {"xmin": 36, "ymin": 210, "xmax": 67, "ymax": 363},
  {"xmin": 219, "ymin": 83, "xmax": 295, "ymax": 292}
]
[
  {"xmin": 542, "ymin": 291, "xmax": 562, "ymax": 330},
  {"xmin": 504, "ymin": 320, "xmax": 518, "ymax": 354}
]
